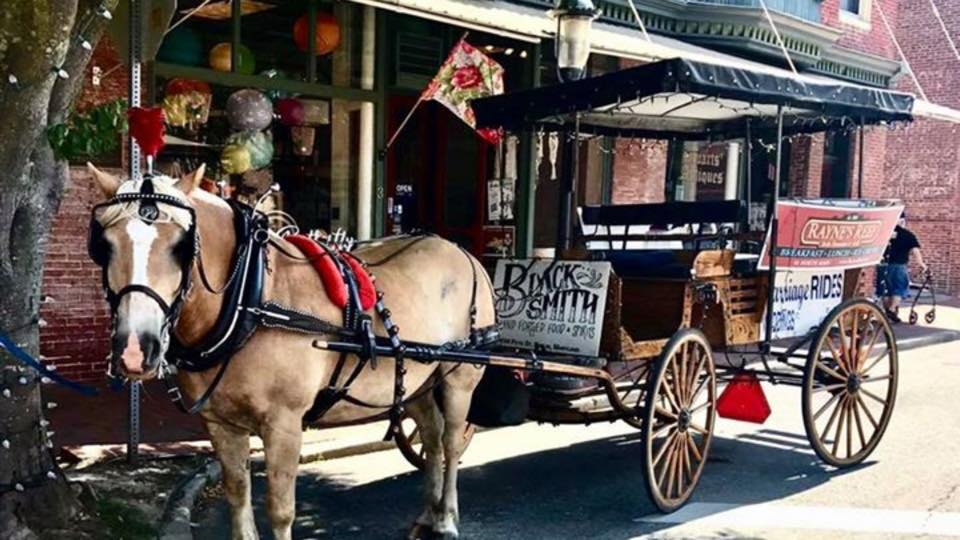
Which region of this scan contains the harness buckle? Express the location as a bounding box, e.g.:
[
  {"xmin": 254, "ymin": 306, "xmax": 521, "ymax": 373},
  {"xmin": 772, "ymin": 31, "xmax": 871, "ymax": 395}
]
[{"xmin": 359, "ymin": 316, "xmax": 378, "ymax": 369}]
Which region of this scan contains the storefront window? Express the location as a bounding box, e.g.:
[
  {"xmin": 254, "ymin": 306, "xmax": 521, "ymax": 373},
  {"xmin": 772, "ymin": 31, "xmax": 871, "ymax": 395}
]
[{"xmin": 665, "ymin": 141, "xmax": 740, "ymax": 202}]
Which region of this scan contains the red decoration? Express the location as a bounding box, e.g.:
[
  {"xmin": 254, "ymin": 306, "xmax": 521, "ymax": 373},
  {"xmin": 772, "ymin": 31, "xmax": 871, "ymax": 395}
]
[
  {"xmin": 284, "ymin": 235, "xmax": 376, "ymax": 311},
  {"xmin": 276, "ymin": 98, "xmax": 306, "ymax": 127},
  {"xmin": 293, "ymin": 12, "xmax": 341, "ymax": 56},
  {"xmin": 127, "ymin": 107, "xmax": 166, "ymax": 158},
  {"xmin": 717, "ymin": 373, "xmax": 771, "ymax": 423},
  {"xmin": 165, "ymin": 78, "xmax": 211, "ymax": 96}
]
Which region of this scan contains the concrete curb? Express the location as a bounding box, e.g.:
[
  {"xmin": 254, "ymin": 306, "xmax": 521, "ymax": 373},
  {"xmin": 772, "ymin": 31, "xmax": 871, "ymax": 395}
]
[
  {"xmin": 158, "ymin": 458, "xmax": 222, "ymax": 540},
  {"xmin": 299, "ymin": 439, "xmax": 396, "ymax": 464},
  {"xmin": 897, "ymin": 328, "xmax": 960, "ymax": 352}
]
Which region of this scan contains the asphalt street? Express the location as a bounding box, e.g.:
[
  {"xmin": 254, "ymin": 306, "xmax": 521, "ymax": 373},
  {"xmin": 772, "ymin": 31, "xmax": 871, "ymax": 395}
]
[{"xmin": 194, "ymin": 340, "xmax": 960, "ymax": 539}]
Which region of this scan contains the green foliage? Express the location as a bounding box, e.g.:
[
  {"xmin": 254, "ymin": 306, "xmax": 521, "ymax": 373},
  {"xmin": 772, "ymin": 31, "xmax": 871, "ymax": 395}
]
[{"xmin": 47, "ymin": 99, "xmax": 128, "ymax": 162}]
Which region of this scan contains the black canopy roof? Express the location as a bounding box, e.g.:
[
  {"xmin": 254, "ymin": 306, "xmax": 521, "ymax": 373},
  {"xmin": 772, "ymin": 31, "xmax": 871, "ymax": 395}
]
[{"xmin": 472, "ymin": 57, "xmax": 915, "ymax": 140}]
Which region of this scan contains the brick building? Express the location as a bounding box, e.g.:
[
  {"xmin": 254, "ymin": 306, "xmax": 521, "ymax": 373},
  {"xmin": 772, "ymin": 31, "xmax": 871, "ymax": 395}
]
[{"xmin": 37, "ymin": 0, "xmax": 959, "ymax": 381}]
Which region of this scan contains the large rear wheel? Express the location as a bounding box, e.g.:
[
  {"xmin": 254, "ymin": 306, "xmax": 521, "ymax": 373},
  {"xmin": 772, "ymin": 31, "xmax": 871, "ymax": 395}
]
[
  {"xmin": 802, "ymin": 299, "xmax": 898, "ymax": 467},
  {"xmin": 641, "ymin": 329, "xmax": 716, "ymax": 513}
]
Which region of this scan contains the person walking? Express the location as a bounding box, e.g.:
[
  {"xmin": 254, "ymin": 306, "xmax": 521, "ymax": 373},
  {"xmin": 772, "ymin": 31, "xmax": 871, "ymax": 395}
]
[{"xmin": 876, "ymin": 212, "xmax": 928, "ymax": 323}]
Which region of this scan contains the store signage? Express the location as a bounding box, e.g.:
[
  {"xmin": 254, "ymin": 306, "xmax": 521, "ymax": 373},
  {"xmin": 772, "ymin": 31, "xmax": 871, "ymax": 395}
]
[
  {"xmin": 493, "ymin": 259, "xmax": 611, "ymax": 356},
  {"xmin": 763, "ymin": 269, "xmax": 845, "ymax": 340},
  {"xmin": 695, "ymin": 143, "xmax": 727, "ymax": 201},
  {"xmin": 758, "ymin": 199, "xmax": 903, "ymax": 270}
]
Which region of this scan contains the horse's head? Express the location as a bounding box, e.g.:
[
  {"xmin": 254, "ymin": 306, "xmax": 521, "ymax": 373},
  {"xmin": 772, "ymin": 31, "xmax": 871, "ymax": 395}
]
[{"xmin": 87, "ymin": 163, "xmax": 205, "ymax": 381}]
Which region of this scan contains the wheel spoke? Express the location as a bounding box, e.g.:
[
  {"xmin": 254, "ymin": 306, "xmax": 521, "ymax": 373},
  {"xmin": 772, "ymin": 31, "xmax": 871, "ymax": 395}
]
[
  {"xmin": 653, "ymin": 431, "xmax": 678, "ymax": 468},
  {"xmin": 831, "ymin": 396, "xmax": 849, "ymax": 456},
  {"xmin": 688, "ymin": 421, "xmax": 709, "ymax": 435},
  {"xmin": 813, "ymin": 390, "xmax": 843, "ymax": 421},
  {"xmin": 836, "ymin": 312, "xmax": 851, "ymax": 374},
  {"xmin": 675, "ymin": 438, "xmax": 687, "ymax": 498},
  {"xmin": 660, "ymin": 376, "xmax": 683, "ymax": 414},
  {"xmin": 821, "ymin": 393, "xmax": 846, "ymax": 439},
  {"xmin": 860, "ymin": 374, "xmax": 893, "ymax": 384},
  {"xmin": 689, "ymin": 371, "xmax": 710, "ymax": 406},
  {"xmin": 677, "ymin": 344, "xmax": 689, "ymax": 406},
  {"xmin": 689, "ymin": 399, "xmax": 712, "ymax": 414},
  {"xmin": 658, "ymin": 436, "xmax": 678, "ymax": 492},
  {"xmin": 849, "ymin": 310, "xmax": 861, "ymax": 370},
  {"xmin": 812, "ymin": 383, "xmax": 846, "ymax": 394},
  {"xmin": 856, "ymin": 320, "xmax": 882, "ymax": 373},
  {"xmin": 681, "ymin": 433, "xmax": 694, "ymax": 480},
  {"xmin": 665, "ymin": 439, "xmax": 680, "ymax": 498},
  {"xmin": 851, "ymin": 397, "xmax": 868, "ymax": 450},
  {"xmin": 861, "ymin": 349, "xmax": 891, "ymax": 377},
  {"xmin": 824, "ymin": 336, "xmax": 849, "ymax": 375},
  {"xmin": 846, "ymin": 395, "xmax": 854, "ymax": 458},
  {"xmin": 687, "ymin": 348, "xmax": 706, "ymax": 409},
  {"xmin": 815, "ymin": 361, "xmax": 847, "ymax": 382},
  {"xmin": 861, "ymin": 387, "xmax": 888, "ymax": 407},
  {"xmin": 652, "ymin": 421, "xmax": 675, "ymax": 439},
  {"xmin": 655, "ymin": 405, "xmax": 679, "ymax": 421},
  {"xmin": 687, "ymin": 432, "xmax": 704, "ymax": 462},
  {"xmin": 856, "ymin": 393, "xmax": 879, "ymax": 430}
]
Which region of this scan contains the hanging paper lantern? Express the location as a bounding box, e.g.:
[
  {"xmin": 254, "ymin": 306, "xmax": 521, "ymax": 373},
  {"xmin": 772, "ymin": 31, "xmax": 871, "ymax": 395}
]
[
  {"xmin": 259, "ymin": 69, "xmax": 291, "ymax": 100},
  {"xmin": 290, "ymin": 126, "xmax": 315, "ymax": 156},
  {"xmin": 221, "ymin": 143, "xmax": 252, "ymax": 175},
  {"xmin": 226, "ymin": 89, "xmax": 273, "ymax": 132},
  {"xmin": 162, "ymin": 92, "xmax": 212, "ymax": 127},
  {"xmin": 276, "ymin": 98, "xmax": 305, "ymax": 127},
  {"xmin": 209, "ymin": 42, "xmax": 256, "ymax": 74},
  {"xmin": 157, "ymin": 26, "xmax": 203, "ymax": 66},
  {"xmin": 227, "ymin": 131, "xmax": 274, "ymax": 169},
  {"xmin": 293, "ymin": 12, "xmax": 341, "ymax": 56},
  {"xmin": 127, "ymin": 107, "xmax": 166, "ymax": 158}
]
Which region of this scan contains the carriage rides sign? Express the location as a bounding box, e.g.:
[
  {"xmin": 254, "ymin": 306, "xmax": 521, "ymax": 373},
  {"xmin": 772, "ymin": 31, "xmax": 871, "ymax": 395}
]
[
  {"xmin": 760, "ymin": 199, "xmax": 903, "ymax": 339},
  {"xmin": 493, "ymin": 260, "xmax": 611, "ymax": 356}
]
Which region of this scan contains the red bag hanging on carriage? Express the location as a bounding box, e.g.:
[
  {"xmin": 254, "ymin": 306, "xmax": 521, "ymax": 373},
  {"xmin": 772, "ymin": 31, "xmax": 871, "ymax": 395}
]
[{"xmin": 716, "ymin": 372, "xmax": 771, "ymax": 424}]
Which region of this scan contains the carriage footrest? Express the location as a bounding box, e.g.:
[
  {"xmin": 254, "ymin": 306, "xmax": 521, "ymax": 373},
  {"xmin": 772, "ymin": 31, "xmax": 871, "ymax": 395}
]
[{"xmin": 530, "ymin": 356, "xmax": 607, "ymax": 391}]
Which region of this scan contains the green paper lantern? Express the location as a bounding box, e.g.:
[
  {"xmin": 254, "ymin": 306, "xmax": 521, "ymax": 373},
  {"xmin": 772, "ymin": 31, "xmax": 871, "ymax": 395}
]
[{"xmin": 209, "ymin": 42, "xmax": 256, "ymax": 75}]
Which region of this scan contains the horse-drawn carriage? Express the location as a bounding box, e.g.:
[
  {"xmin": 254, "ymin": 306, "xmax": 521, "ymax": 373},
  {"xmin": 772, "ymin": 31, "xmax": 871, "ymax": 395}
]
[{"xmin": 384, "ymin": 57, "xmax": 908, "ymax": 512}]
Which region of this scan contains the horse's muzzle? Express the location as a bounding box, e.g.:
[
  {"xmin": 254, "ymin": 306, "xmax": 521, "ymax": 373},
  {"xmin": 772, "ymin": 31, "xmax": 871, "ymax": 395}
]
[{"xmin": 113, "ymin": 331, "xmax": 163, "ymax": 379}]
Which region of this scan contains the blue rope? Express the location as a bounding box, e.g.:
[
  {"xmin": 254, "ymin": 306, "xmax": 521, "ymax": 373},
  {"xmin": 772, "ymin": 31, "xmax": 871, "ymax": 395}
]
[{"xmin": 0, "ymin": 332, "xmax": 99, "ymax": 396}]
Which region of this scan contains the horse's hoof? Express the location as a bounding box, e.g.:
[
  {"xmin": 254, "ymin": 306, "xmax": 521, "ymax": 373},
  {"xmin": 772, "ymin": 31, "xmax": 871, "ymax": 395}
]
[
  {"xmin": 430, "ymin": 530, "xmax": 458, "ymax": 540},
  {"xmin": 406, "ymin": 523, "xmax": 432, "ymax": 540}
]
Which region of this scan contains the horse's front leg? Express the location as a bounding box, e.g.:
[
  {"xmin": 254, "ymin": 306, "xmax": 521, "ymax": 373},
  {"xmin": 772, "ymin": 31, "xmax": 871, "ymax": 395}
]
[
  {"xmin": 261, "ymin": 413, "xmax": 304, "ymax": 540},
  {"xmin": 405, "ymin": 395, "xmax": 445, "ymax": 539},
  {"xmin": 206, "ymin": 419, "xmax": 258, "ymax": 540}
]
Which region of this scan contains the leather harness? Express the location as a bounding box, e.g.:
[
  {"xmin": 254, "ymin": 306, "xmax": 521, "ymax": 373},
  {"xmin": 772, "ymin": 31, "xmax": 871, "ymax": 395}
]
[{"xmin": 91, "ymin": 181, "xmax": 496, "ymax": 439}]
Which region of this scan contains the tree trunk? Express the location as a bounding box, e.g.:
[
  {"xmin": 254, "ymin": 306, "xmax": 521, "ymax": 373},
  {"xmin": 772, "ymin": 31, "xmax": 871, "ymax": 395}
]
[{"xmin": 0, "ymin": 2, "xmax": 117, "ymax": 537}]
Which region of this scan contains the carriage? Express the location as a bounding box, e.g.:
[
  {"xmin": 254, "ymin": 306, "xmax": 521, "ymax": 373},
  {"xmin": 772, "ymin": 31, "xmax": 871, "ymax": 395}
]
[{"xmin": 317, "ymin": 56, "xmax": 910, "ymax": 513}]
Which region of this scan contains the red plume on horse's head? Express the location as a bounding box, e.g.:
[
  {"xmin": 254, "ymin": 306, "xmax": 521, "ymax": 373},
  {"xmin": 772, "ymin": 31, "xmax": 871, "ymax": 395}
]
[{"xmin": 127, "ymin": 106, "xmax": 166, "ymax": 159}]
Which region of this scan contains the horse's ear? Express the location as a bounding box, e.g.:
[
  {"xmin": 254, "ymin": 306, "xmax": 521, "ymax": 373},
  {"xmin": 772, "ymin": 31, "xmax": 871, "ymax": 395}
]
[
  {"xmin": 87, "ymin": 162, "xmax": 120, "ymax": 197},
  {"xmin": 177, "ymin": 163, "xmax": 206, "ymax": 195}
]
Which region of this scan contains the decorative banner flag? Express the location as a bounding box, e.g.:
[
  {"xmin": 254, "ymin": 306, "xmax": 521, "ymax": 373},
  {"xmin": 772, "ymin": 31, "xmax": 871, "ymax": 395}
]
[{"xmin": 422, "ymin": 39, "xmax": 505, "ymax": 144}]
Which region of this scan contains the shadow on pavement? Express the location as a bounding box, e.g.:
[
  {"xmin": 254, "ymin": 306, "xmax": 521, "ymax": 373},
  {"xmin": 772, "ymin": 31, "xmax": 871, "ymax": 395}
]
[{"xmin": 195, "ymin": 428, "xmax": 868, "ymax": 540}]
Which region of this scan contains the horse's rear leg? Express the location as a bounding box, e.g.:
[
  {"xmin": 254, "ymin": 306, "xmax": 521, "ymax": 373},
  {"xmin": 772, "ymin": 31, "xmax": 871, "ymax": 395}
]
[
  {"xmin": 206, "ymin": 419, "xmax": 258, "ymax": 540},
  {"xmin": 405, "ymin": 394, "xmax": 445, "ymax": 540},
  {"xmin": 435, "ymin": 366, "xmax": 484, "ymax": 539},
  {"xmin": 261, "ymin": 414, "xmax": 304, "ymax": 540}
]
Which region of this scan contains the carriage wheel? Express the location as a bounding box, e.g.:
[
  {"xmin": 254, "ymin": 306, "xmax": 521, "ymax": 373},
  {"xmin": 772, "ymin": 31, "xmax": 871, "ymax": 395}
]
[
  {"xmin": 802, "ymin": 299, "xmax": 898, "ymax": 467},
  {"xmin": 640, "ymin": 329, "xmax": 716, "ymax": 513},
  {"xmin": 395, "ymin": 412, "xmax": 476, "ymax": 471}
]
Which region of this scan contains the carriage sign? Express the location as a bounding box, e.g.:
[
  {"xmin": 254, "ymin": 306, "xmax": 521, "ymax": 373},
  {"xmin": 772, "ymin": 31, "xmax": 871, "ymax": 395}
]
[
  {"xmin": 493, "ymin": 260, "xmax": 611, "ymax": 356},
  {"xmin": 758, "ymin": 199, "xmax": 903, "ymax": 271},
  {"xmin": 763, "ymin": 269, "xmax": 845, "ymax": 340}
]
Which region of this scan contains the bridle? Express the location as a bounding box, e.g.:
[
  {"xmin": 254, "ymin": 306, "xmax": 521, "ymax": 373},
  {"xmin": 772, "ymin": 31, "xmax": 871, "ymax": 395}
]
[{"xmin": 88, "ymin": 177, "xmax": 199, "ymax": 379}]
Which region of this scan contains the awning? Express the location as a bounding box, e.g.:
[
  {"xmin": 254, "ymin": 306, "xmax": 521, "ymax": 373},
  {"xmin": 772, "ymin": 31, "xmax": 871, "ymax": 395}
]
[
  {"xmin": 348, "ymin": 0, "xmax": 547, "ymax": 42},
  {"xmin": 473, "ymin": 57, "xmax": 915, "ymax": 140}
]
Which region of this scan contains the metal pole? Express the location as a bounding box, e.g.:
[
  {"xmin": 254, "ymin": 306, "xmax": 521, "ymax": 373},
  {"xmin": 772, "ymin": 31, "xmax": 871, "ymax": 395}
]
[
  {"xmin": 307, "ymin": 0, "xmax": 317, "ymax": 83},
  {"xmin": 127, "ymin": 0, "xmax": 144, "ymax": 464},
  {"xmin": 764, "ymin": 105, "xmax": 784, "ymax": 345},
  {"xmin": 745, "ymin": 119, "xmax": 752, "ymax": 230},
  {"xmin": 556, "ymin": 116, "xmax": 580, "ymax": 253},
  {"xmin": 857, "ymin": 120, "xmax": 865, "ymax": 198}
]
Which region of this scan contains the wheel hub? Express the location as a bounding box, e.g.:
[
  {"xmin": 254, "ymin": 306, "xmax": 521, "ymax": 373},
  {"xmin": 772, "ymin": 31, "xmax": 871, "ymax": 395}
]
[
  {"xmin": 846, "ymin": 374, "xmax": 861, "ymax": 394},
  {"xmin": 678, "ymin": 409, "xmax": 691, "ymax": 431}
]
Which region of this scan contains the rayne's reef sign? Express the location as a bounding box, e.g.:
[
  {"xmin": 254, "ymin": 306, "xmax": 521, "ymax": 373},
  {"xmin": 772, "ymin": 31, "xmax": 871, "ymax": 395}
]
[{"xmin": 493, "ymin": 260, "xmax": 611, "ymax": 356}]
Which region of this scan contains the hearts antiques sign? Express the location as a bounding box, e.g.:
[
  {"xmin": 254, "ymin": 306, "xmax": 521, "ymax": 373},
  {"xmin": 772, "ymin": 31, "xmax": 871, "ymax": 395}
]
[{"xmin": 493, "ymin": 260, "xmax": 611, "ymax": 356}]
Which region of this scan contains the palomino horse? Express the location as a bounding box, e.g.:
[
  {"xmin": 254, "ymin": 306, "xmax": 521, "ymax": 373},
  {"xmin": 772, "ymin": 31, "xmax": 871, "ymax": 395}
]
[{"xmin": 87, "ymin": 164, "xmax": 493, "ymax": 539}]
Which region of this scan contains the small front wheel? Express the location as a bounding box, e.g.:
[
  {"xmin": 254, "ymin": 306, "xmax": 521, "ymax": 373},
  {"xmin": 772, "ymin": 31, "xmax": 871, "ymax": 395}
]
[
  {"xmin": 640, "ymin": 329, "xmax": 716, "ymax": 513},
  {"xmin": 395, "ymin": 412, "xmax": 476, "ymax": 471},
  {"xmin": 802, "ymin": 299, "xmax": 898, "ymax": 467}
]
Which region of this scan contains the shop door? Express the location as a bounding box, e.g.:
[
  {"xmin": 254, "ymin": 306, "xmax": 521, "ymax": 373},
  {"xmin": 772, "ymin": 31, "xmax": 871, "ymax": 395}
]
[{"xmin": 386, "ymin": 96, "xmax": 487, "ymax": 254}]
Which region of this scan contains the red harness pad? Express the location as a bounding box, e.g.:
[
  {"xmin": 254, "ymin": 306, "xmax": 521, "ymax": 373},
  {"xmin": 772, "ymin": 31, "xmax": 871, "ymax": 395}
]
[{"xmin": 284, "ymin": 235, "xmax": 376, "ymax": 311}]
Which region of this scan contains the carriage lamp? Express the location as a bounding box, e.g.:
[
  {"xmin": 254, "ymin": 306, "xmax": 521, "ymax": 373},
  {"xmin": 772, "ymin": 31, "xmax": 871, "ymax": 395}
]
[{"xmin": 550, "ymin": 0, "xmax": 599, "ymax": 82}]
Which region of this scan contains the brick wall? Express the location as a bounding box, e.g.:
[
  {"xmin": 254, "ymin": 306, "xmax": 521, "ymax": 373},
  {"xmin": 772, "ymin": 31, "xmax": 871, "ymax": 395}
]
[
  {"xmin": 38, "ymin": 36, "xmax": 129, "ymax": 382},
  {"xmin": 820, "ymin": 0, "xmax": 898, "ymax": 58},
  {"xmin": 40, "ymin": 168, "xmax": 113, "ymax": 382},
  {"xmin": 611, "ymin": 139, "xmax": 668, "ymax": 204}
]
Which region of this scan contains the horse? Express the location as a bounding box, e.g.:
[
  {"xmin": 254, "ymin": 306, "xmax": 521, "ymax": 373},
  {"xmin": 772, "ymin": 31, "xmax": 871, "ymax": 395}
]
[{"xmin": 86, "ymin": 163, "xmax": 494, "ymax": 539}]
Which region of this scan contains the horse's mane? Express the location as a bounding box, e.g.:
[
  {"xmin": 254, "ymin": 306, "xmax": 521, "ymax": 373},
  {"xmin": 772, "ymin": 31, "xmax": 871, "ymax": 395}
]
[{"xmin": 96, "ymin": 175, "xmax": 193, "ymax": 232}]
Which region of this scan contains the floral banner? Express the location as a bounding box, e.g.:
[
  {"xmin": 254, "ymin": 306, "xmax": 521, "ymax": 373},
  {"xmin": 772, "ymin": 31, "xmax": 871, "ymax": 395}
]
[{"xmin": 422, "ymin": 39, "xmax": 505, "ymax": 144}]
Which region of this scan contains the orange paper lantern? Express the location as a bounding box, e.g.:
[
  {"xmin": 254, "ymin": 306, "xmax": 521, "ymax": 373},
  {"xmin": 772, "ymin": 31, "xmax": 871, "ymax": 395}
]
[{"xmin": 293, "ymin": 13, "xmax": 341, "ymax": 56}]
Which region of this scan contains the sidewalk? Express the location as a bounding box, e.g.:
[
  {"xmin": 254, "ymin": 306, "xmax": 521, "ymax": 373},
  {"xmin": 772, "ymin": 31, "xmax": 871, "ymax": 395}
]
[{"xmin": 46, "ymin": 296, "xmax": 959, "ymax": 467}]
